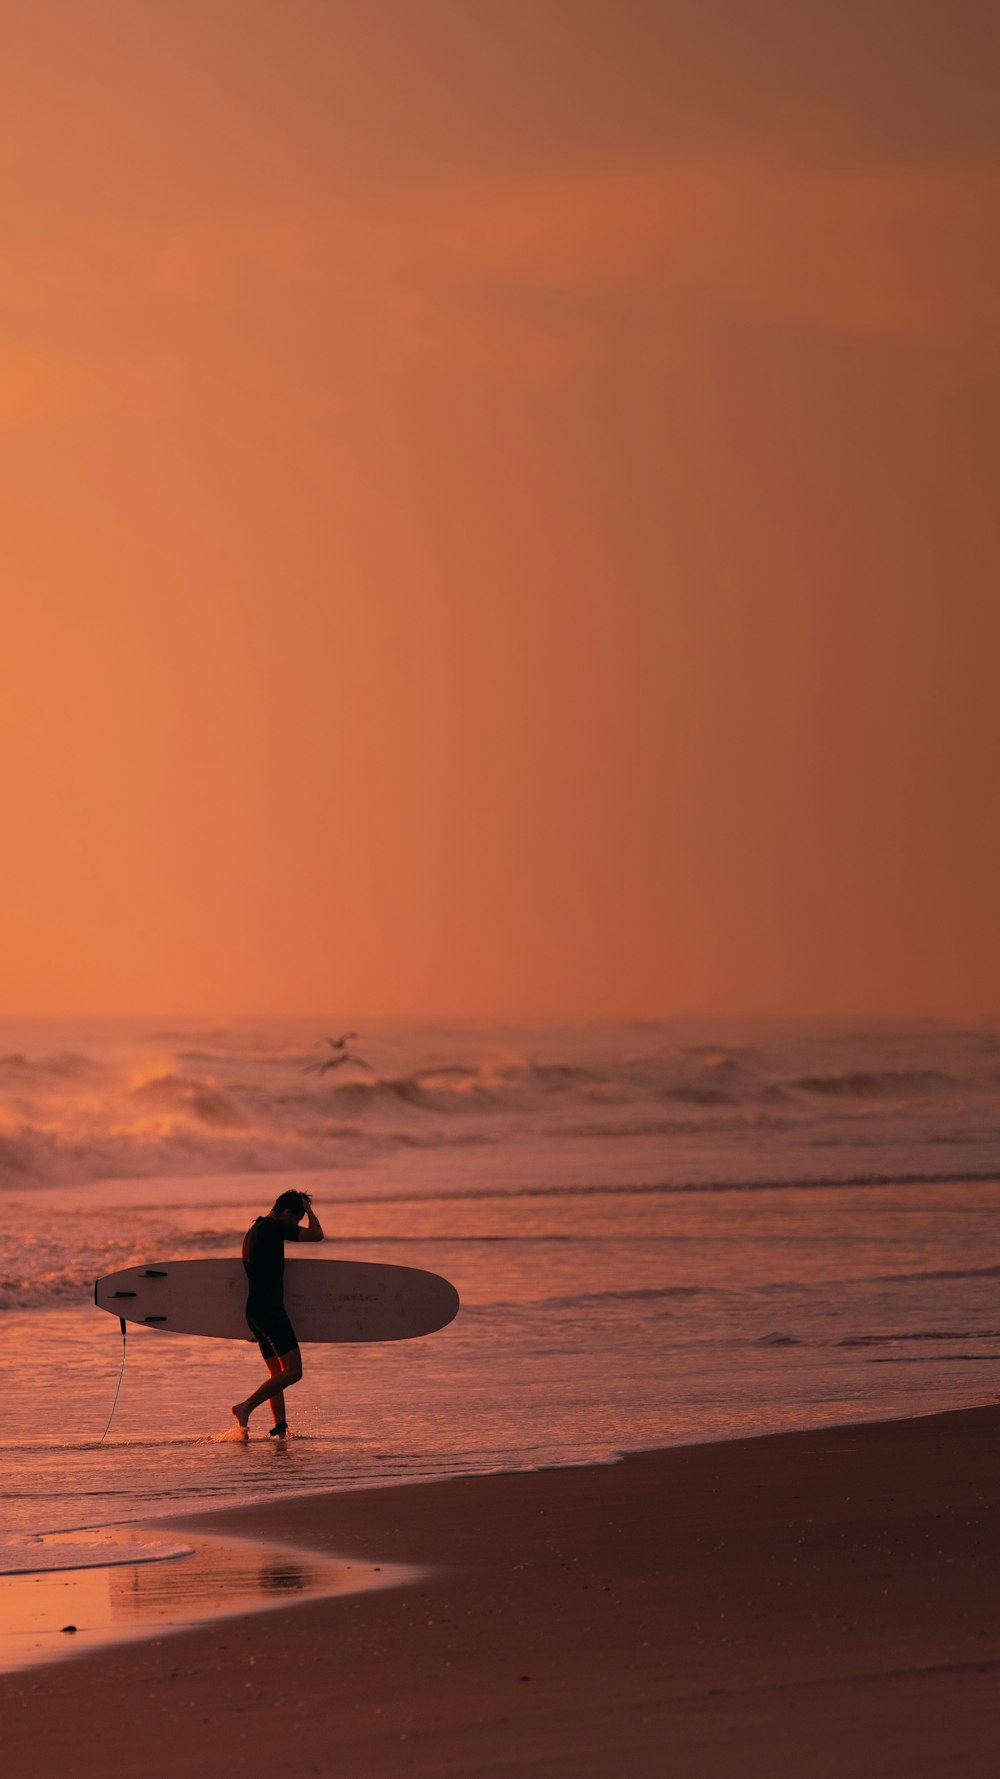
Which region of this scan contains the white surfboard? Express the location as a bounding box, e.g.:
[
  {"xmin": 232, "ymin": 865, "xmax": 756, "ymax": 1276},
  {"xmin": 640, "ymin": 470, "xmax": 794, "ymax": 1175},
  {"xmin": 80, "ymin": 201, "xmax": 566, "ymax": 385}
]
[{"xmin": 94, "ymin": 1258, "xmax": 460, "ymax": 1344}]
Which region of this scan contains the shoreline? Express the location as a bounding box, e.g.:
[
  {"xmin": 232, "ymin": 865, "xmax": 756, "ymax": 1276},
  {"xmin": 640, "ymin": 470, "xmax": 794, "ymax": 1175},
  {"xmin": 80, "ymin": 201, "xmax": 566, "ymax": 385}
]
[{"xmin": 6, "ymin": 1405, "xmax": 1000, "ymax": 1775}]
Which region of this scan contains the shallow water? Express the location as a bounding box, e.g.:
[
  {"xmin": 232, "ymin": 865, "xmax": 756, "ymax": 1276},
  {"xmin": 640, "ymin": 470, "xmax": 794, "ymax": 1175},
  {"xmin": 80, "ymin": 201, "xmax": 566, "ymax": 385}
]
[
  {"xmin": 3, "ymin": 1018, "xmax": 1000, "ymax": 1575},
  {"xmin": 0, "ymin": 1523, "xmax": 416, "ymax": 1673}
]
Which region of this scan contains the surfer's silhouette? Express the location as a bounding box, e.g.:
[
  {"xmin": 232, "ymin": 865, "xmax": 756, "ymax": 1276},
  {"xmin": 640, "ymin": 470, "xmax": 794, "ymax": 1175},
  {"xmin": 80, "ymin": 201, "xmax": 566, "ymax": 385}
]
[
  {"xmin": 304, "ymin": 1033, "xmax": 373, "ymax": 1075},
  {"xmin": 231, "ymin": 1190, "xmax": 324, "ymax": 1440}
]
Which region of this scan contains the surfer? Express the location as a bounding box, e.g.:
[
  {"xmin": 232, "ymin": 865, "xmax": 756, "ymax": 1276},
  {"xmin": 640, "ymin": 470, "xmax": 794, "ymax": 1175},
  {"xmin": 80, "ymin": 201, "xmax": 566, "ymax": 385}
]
[{"xmin": 231, "ymin": 1189, "xmax": 324, "ymax": 1440}]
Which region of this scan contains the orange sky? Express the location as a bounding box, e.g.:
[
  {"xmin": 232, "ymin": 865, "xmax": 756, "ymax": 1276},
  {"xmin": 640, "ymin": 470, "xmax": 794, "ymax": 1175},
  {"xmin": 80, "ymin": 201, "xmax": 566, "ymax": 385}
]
[{"xmin": 1, "ymin": 1, "xmax": 998, "ymax": 1020}]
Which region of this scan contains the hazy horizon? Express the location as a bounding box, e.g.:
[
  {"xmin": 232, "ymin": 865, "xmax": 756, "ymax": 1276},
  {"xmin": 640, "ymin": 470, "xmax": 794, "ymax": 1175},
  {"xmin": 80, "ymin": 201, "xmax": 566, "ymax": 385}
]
[{"xmin": 2, "ymin": 1007, "xmax": 998, "ymax": 1031}]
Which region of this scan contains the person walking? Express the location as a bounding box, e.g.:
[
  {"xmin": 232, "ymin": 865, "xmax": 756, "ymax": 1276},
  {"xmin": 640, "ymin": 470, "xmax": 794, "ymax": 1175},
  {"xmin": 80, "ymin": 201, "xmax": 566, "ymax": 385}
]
[{"xmin": 231, "ymin": 1189, "xmax": 324, "ymax": 1439}]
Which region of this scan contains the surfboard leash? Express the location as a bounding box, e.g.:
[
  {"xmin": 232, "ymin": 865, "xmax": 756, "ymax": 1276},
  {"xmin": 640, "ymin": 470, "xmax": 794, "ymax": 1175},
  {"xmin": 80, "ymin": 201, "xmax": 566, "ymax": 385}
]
[{"xmin": 97, "ymin": 1317, "xmax": 128, "ymax": 1445}]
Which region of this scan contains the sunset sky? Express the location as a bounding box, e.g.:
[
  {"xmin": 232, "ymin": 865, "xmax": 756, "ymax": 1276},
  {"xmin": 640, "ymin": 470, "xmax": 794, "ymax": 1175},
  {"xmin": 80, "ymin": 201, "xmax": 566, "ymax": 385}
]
[{"xmin": 2, "ymin": 1, "xmax": 997, "ymax": 1020}]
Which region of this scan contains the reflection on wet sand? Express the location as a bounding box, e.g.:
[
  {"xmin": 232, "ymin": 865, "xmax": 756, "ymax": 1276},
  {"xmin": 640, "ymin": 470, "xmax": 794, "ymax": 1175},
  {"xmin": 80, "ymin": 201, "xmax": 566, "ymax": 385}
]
[
  {"xmin": 259, "ymin": 1559, "xmax": 310, "ymax": 1593},
  {"xmin": 0, "ymin": 1527, "xmax": 419, "ymax": 1674},
  {"xmin": 106, "ymin": 1538, "xmax": 324, "ymax": 1617}
]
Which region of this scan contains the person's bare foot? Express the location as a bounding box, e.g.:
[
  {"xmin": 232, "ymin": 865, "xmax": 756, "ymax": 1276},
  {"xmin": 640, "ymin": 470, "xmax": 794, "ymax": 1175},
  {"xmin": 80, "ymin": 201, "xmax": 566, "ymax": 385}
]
[{"xmin": 231, "ymin": 1402, "xmax": 251, "ymax": 1439}]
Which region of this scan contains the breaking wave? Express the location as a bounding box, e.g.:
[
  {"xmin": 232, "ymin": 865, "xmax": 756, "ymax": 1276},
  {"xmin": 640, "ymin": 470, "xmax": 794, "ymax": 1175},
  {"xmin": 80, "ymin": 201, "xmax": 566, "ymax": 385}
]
[
  {"xmin": 789, "ymin": 1069, "xmax": 956, "ymax": 1099},
  {"xmin": 1, "ymin": 1020, "xmax": 999, "ymax": 1192},
  {"xmin": 129, "ymin": 1075, "xmax": 247, "ymax": 1126}
]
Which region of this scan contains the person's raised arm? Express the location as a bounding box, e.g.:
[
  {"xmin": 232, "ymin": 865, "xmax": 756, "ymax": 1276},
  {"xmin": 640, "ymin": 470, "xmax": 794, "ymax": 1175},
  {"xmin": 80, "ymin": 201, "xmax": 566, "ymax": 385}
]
[{"xmin": 299, "ymin": 1199, "xmax": 324, "ymax": 1243}]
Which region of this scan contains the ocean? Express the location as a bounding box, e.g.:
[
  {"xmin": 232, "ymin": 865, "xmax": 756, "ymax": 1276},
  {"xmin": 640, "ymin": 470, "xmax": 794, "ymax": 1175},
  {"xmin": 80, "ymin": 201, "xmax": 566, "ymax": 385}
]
[{"xmin": 3, "ymin": 1017, "xmax": 1000, "ymax": 1581}]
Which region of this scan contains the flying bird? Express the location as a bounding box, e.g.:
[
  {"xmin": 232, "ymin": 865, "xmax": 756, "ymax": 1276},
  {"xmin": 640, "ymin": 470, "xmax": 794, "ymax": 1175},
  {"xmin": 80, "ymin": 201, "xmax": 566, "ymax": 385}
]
[{"xmin": 304, "ymin": 1033, "xmax": 373, "ymax": 1075}]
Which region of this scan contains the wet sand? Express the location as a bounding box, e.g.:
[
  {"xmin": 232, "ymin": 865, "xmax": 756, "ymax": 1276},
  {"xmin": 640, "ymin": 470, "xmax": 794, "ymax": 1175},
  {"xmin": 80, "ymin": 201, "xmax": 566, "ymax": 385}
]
[{"xmin": 5, "ymin": 1405, "xmax": 1000, "ymax": 1776}]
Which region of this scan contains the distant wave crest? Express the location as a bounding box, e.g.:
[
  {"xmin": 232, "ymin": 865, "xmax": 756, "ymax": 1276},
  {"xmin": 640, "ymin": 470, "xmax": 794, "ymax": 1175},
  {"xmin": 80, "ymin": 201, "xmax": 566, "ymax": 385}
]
[
  {"xmin": 789, "ymin": 1069, "xmax": 955, "ymax": 1098},
  {"xmin": 1, "ymin": 1025, "xmax": 999, "ymax": 1192}
]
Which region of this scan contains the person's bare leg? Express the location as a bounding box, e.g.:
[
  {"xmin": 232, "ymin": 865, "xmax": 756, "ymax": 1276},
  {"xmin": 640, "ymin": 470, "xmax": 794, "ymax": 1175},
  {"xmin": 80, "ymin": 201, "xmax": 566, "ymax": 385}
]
[
  {"xmin": 266, "ymin": 1357, "xmax": 288, "ymax": 1436},
  {"xmin": 232, "ymin": 1349, "xmax": 303, "ymax": 1431}
]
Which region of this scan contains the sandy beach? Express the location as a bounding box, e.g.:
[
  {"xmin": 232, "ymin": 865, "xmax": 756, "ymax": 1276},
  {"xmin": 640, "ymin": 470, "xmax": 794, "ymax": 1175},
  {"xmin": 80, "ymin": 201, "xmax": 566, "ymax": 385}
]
[{"xmin": 4, "ymin": 1405, "xmax": 1000, "ymax": 1776}]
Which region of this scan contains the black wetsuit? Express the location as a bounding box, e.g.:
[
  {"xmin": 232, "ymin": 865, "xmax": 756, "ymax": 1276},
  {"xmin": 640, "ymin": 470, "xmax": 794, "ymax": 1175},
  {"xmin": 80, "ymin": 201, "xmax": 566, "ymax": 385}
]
[{"xmin": 242, "ymin": 1215, "xmax": 299, "ymax": 1357}]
